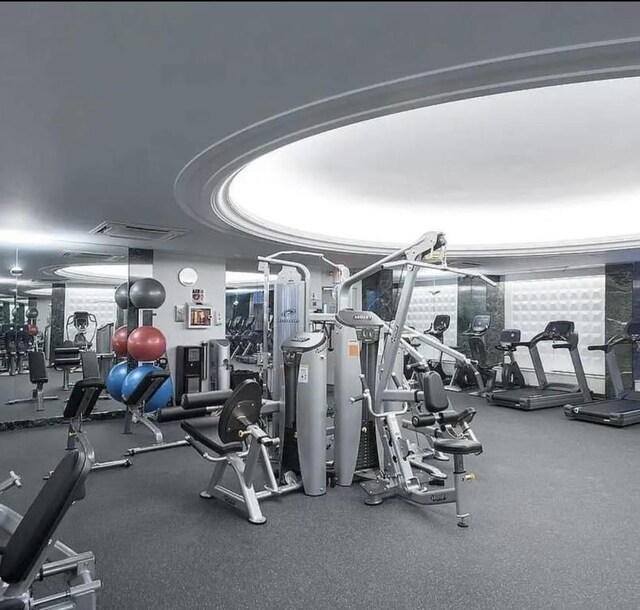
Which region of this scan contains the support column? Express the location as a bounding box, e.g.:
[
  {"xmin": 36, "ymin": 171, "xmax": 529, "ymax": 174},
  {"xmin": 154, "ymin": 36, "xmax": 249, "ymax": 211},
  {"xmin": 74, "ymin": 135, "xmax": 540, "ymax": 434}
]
[
  {"xmin": 50, "ymin": 282, "xmax": 66, "ymax": 351},
  {"xmin": 127, "ymin": 248, "xmax": 154, "ymax": 370},
  {"xmin": 604, "ymin": 263, "xmax": 633, "ymax": 395}
]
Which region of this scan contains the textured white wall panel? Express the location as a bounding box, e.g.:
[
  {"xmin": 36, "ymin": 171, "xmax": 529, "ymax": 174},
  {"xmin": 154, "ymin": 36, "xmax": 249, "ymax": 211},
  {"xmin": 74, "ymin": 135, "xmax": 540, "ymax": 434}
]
[
  {"xmin": 64, "ymin": 287, "xmax": 117, "ymax": 343},
  {"xmin": 407, "ymin": 280, "xmax": 458, "ymax": 361},
  {"xmin": 505, "ymin": 273, "xmax": 605, "ymax": 391}
]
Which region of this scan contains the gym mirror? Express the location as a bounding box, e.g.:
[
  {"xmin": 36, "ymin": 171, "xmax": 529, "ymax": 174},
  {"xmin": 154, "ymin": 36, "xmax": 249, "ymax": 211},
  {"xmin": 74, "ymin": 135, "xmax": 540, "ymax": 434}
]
[{"xmin": 0, "ymin": 242, "xmax": 128, "ymax": 427}]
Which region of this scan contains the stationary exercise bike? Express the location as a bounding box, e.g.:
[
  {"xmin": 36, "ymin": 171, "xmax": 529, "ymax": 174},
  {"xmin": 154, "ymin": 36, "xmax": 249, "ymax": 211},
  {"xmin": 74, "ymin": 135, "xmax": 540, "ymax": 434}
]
[{"xmin": 66, "ymin": 311, "xmax": 97, "ymax": 350}]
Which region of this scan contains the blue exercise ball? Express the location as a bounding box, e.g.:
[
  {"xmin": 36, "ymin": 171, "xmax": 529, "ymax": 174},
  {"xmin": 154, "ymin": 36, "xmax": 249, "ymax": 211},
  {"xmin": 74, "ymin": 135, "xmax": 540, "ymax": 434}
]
[
  {"xmin": 122, "ymin": 364, "xmax": 173, "ymax": 412},
  {"xmin": 106, "ymin": 361, "xmax": 129, "ymax": 403}
]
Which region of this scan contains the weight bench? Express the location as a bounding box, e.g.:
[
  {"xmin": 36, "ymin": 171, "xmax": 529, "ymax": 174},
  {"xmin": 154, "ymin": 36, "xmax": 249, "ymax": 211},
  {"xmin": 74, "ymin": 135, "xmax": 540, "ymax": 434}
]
[
  {"xmin": 62, "ymin": 378, "xmax": 132, "ymax": 472},
  {"xmin": 122, "ymin": 369, "xmax": 188, "ymax": 456},
  {"xmin": 0, "ymin": 445, "xmax": 100, "ymax": 609},
  {"xmin": 53, "ymin": 346, "xmax": 82, "ymax": 391},
  {"xmin": 81, "ymin": 352, "xmax": 110, "ymax": 400},
  {"xmin": 5, "ymin": 352, "xmax": 58, "ymax": 410},
  {"xmin": 182, "ymin": 380, "xmax": 301, "ymax": 524}
]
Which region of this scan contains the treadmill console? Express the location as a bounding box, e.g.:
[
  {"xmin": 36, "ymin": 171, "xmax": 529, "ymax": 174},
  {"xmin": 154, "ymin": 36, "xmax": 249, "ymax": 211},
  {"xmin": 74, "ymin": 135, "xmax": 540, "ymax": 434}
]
[
  {"xmin": 499, "ymin": 329, "xmax": 521, "ymax": 345},
  {"xmin": 544, "ymin": 320, "xmax": 574, "ymax": 339},
  {"xmin": 625, "ymin": 321, "xmax": 640, "ymax": 343},
  {"xmin": 470, "ymin": 314, "xmax": 491, "ymax": 333},
  {"xmin": 431, "ymin": 314, "xmax": 451, "ymax": 334}
]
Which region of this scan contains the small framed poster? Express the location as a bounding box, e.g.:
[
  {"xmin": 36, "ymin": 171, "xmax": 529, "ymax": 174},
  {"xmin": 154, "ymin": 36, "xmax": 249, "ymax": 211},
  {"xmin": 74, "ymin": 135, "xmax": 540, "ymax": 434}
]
[
  {"xmin": 192, "ymin": 288, "xmax": 205, "ymax": 303},
  {"xmin": 187, "ymin": 304, "xmax": 212, "ymax": 328}
]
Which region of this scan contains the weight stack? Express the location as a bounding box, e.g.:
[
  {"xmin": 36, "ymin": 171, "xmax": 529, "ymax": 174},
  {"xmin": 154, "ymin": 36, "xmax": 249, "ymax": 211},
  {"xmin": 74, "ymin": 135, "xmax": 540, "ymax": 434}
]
[{"xmin": 355, "ymin": 420, "xmax": 379, "ymax": 470}]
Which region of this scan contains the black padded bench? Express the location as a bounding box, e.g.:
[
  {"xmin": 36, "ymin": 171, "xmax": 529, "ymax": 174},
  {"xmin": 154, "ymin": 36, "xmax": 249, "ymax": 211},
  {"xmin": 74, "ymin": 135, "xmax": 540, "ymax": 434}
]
[
  {"xmin": 5, "ymin": 352, "xmax": 57, "ymax": 410},
  {"xmin": 0, "ymin": 444, "xmax": 100, "ymax": 609},
  {"xmin": 61, "ymin": 378, "xmax": 131, "ymax": 472},
  {"xmin": 53, "ymin": 346, "xmax": 81, "ymax": 391},
  {"xmin": 122, "ymin": 369, "xmax": 188, "ymax": 456},
  {"xmin": 181, "ymin": 417, "xmax": 243, "ymax": 454}
]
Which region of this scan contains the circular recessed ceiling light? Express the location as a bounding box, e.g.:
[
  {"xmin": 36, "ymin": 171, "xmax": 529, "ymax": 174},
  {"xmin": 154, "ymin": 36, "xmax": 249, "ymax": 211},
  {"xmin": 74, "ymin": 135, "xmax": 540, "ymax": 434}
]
[
  {"xmin": 224, "ymin": 76, "xmax": 640, "ymax": 254},
  {"xmin": 54, "ymin": 264, "xmax": 128, "ymax": 283}
]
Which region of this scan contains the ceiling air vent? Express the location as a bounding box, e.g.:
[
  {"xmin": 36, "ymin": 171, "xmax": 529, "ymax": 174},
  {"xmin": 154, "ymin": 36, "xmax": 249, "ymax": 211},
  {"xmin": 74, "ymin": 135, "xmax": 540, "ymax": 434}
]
[
  {"xmin": 90, "ymin": 221, "xmax": 188, "ymax": 241},
  {"xmin": 62, "ymin": 251, "xmax": 125, "ymax": 262}
]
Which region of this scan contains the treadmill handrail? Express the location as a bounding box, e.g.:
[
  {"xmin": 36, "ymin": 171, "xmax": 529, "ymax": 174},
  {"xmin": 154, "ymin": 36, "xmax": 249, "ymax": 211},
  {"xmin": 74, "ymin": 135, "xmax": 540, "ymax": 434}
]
[{"xmin": 587, "ymin": 335, "xmax": 630, "ymax": 353}]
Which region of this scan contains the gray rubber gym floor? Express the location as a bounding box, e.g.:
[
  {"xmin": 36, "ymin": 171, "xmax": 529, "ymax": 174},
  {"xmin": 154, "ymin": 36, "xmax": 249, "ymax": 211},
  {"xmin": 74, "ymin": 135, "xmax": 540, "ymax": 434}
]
[{"xmin": 1, "ymin": 394, "xmax": 639, "ymax": 610}]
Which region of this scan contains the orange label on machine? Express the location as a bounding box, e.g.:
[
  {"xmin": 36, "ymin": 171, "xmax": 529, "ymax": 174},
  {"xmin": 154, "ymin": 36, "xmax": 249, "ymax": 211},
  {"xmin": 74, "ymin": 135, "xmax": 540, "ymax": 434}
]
[{"xmin": 348, "ymin": 342, "xmax": 360, "ymax": 357}]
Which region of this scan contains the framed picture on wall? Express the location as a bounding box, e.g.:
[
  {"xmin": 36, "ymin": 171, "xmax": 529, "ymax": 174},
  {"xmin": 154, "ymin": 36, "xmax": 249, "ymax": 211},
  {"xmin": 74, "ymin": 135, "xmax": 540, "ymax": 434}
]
[{"xmin": 187, "ymin": 304, "xmax": 212, "ymax": 328}]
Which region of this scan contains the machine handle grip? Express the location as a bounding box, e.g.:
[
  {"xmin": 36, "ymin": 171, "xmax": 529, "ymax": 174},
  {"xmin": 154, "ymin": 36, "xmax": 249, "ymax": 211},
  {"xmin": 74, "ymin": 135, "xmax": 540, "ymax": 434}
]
[
  {"xmin": 405, "ymin": 361, "xmax": 427, "ymax": 371},
  {"xmin": 350, "ymin": 394, "xmax": 365, "ymax": 404},
  {"xmin": 411, "ymin": 414, "xmax": 436, "ymax": 427},
  {"xmin": 552, "ymin": 343, "xmax": 570, "ymax": 349},
  {"xmin": 587, "ymin": 344, "xmax": 607, "ymax": 351},
  {"xmin": 258, "ymin": 436, "xmax": 279, "ymax": 447}
]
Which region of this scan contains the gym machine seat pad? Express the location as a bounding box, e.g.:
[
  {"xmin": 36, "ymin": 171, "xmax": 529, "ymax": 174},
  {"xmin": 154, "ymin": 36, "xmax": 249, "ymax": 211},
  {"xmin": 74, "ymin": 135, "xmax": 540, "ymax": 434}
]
[
  {"xmin": 181, "ymin": 417, "xmax": 243, "ymax": 454},
  {"xmin": 433, "ymin": 438, "xmax": 483, "ymax": 456}
]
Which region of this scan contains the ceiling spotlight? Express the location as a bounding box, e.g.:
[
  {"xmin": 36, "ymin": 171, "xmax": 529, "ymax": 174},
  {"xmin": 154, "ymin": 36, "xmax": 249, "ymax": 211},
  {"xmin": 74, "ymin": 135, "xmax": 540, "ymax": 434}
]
[{"xmin": 9, "ymin": 265, "xmax": 23, "ymax": 277}]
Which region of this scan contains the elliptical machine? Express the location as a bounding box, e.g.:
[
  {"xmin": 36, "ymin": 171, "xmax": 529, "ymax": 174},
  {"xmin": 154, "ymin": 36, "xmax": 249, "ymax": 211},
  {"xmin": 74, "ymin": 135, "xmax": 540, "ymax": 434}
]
[{"xmin": 65, "ymin": 311, "xmax": 97, "ymax": 350}]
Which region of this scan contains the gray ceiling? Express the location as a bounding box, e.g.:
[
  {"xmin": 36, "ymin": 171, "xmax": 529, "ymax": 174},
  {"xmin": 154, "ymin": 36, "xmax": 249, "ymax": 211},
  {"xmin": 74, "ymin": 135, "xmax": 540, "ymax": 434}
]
[{"xmin": 1, "ymin": 2, "xmax": 640, "ymax": 276}]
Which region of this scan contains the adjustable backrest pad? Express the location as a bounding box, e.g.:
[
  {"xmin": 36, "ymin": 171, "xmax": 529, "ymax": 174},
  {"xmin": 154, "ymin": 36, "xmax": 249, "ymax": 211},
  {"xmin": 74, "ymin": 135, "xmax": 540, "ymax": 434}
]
[
  {"xmin": 81, "ymin": 351, "xmax": 100, "ymax": 378},
  {"xmin": 63, "ymin": 378, "xmax": 105, "ymax": 419},
  {"xmin": 0, "ymin": 450, "xmax": 90, "ymax": 584},
  {"xmin": 421, "ymin": 370, "xmax": 450, "ymax": 413},
  {"xmin": 28, "ymin": 351, "xmax": 48, "ymax": 384},
  {"xmin": 123, "ymin": 370, "xmax": 170, "ymax": 406}
]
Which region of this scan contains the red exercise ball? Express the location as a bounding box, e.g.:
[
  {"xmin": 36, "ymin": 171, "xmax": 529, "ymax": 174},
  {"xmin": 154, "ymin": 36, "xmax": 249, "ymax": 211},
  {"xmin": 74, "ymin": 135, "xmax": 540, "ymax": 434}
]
[
  {"xmin": 111, "ymin": 325, "xmax": 129, "ymax": 358},
  {"xmin": 127, "ymin": 326, "xmax": 166, "ymax": 362}
]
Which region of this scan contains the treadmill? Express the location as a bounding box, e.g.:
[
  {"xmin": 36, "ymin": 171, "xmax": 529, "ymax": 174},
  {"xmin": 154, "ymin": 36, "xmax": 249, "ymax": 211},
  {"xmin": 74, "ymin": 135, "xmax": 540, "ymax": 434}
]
[
  {"xmin": 564, "ymin": 321, "xmax": 640, "ymax": 427},
  {"xmin": 488, "ymin": 320, "xmax": 592, "ymax": 410}
]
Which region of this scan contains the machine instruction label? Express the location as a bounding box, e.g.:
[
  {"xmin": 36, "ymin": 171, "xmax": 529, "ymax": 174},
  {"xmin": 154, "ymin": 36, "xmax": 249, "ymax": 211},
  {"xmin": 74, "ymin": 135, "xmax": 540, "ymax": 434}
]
[
  {"xmin": 298, "ymin": 365, "xmax": 309, "ymax": 383},
  {"xmin": 348, "ymin": 341, "xmax": 360, "ymax": 358}
]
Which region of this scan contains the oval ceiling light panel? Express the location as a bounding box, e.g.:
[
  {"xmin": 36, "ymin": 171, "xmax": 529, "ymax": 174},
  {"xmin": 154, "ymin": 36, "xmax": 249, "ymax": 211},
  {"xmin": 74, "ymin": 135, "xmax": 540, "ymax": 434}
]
[{"xmin": 227, "ymin": 76, "xmax": 640, "ymax": 251}]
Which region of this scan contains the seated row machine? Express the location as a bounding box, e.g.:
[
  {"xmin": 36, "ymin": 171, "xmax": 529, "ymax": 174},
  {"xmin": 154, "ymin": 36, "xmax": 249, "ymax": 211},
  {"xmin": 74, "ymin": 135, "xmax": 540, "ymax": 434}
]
[{"xmin": 353, "ymin": 371, "xmax": 483, "ymax": 527}]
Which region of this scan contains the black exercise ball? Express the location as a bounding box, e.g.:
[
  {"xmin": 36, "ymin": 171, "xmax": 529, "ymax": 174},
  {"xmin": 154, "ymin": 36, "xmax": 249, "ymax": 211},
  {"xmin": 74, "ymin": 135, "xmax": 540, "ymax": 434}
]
[
  {"xmin": 129, "ymin": 278, "xmax": 166, "ymax": 309},
  {"xmin": 115, "ymin": 282, "xmax": 130, "ymax": 310},
  {"xmin": 26, "ymin": 307, "xmax": 39, "ymax": 320}
]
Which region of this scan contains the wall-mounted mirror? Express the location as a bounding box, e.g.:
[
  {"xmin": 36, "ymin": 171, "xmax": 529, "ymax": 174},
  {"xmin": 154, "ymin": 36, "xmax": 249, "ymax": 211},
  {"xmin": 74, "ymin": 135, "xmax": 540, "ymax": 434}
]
[{"xmin": 0, "ymin": 243, "xmax": 128, "ymax": 426}]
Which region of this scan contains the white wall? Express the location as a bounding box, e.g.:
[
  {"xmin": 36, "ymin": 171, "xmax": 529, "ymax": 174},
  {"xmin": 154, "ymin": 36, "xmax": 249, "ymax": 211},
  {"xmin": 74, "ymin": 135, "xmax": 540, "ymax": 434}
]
[
  {"xmin": 504, "ymin": 270, "xmax": 606, "ymax": 393},
  {"xmin": 153, "ymin": 252, "xmax": 226, "ymax": 383}
]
